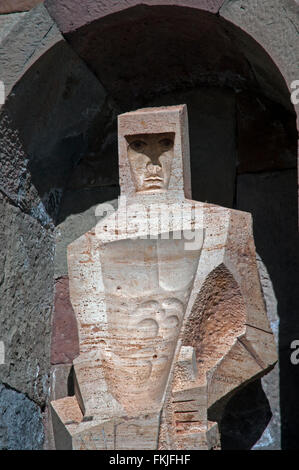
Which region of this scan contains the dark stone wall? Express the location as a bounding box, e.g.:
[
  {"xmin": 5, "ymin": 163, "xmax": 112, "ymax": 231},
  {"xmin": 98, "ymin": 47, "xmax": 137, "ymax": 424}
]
[
  {"xmin": 0, "ymin": 1, "xmax": 298, "ymax": 450},
  {"xmin": 237, "ymin": 170, "xmax": 299, "ymax": 449},
  {"xmin": 0, "ymin": 383, "xmax": 44, "ymax": 450}
]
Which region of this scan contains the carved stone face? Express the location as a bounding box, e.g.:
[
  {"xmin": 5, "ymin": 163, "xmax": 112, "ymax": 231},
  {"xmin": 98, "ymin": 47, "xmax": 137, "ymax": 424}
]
[{"xmin": 126, "ymin": 132, "xmax": 175, "ymax": 192}]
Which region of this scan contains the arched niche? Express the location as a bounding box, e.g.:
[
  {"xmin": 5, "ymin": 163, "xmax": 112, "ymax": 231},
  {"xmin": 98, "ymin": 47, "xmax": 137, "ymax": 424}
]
[{"xmin": 0, "ymin": 0, "xmax": 298, "ymax": 449}]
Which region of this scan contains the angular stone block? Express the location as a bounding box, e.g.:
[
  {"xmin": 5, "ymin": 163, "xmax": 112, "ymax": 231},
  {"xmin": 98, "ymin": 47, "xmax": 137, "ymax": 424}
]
[
  {"xmin": 50, "ymin": 364, "xmax": 73, "ymax": 401},
  {"xmin": 51, "ymin": 277, "xmax": 79, "ymax": 365},
  {"xmin": 0, "ymin": 193, "xmax": 54, "ymax": 405}
]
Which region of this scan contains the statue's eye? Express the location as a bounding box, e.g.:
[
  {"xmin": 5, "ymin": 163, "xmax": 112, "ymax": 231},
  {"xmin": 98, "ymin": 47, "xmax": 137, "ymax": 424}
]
[
  {"xmin": 130, "ymin": 140, "xmax": 146, "ymax": 151},
  {"xmin": 159, "ymin": 138, "xmax": 173, "ymax": 149}
]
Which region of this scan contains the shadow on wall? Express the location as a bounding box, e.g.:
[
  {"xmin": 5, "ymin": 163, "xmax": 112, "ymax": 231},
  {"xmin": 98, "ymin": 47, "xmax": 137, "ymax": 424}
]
[
  {"xmin": 209, "ymin": 377, "xmax": 273, "ymax": 450},
  {"xmin": 236, "ymin": 169, "xmax": 299, "ymax": 450},
  {"xmin": 0, "ymin": 38, "xmax": 119, "ymax": 227}
]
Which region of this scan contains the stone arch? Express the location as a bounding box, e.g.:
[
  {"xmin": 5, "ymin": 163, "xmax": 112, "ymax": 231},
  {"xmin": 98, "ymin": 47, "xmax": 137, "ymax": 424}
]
[
  {"xmin": 42, "ymin": 2, "xmax": 298, "ymax": 208},
  {"xmin": 0, "ymin": 0, "xmax": 298, "ymax": 449},
  {"xmin": 45, "ymin": 0, "xmax": 298, "ymax": 107}
]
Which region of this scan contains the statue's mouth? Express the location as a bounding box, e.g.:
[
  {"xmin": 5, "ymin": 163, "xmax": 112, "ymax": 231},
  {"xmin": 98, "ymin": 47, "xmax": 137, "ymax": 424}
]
[{"xmin": 144, "ymin": 176, "xmax": 163, "ymax": 182}]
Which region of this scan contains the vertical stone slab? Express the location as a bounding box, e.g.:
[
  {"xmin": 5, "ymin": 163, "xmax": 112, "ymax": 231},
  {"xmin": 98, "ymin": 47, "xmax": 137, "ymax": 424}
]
[
  {"xmin": 0, "ymin": 194, "xmax": 54, "ymax": 405},
  {"xmin": 51, "ymin": 277, "xmax": 79, "ymax": 365}
]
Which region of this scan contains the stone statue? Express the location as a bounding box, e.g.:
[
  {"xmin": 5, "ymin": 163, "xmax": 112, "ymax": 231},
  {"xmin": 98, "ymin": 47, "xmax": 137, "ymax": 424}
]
[{"xmin": 51, "ymin": 105, "xmax": 277, "ymax": 450}]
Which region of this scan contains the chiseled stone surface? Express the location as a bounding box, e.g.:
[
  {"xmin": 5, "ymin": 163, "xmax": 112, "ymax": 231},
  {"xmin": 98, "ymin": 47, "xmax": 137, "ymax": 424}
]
[
  {"xmin": 0, "ymin": 193, "xmax": 54, "ymax": 406},
  {"xmin": 51, "ymin": 105, "xmax": 277, "ymax": 449},
  {"xmin": 0, "ymin": 1, "xmax": 42, "ymax": 14},
  {"xmin": 0, "ymin": 383, "xmax": 44, "ymax": 450},
  {"xmin": 0, "ymin": 6, "xmax": 61, "ymax": 224}
]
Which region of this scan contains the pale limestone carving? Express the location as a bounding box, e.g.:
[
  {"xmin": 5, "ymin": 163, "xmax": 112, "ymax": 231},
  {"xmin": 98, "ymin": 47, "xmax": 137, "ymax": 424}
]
[
  {"xmin": 126, "ymin": 132, "xmax": 175, "ymax": 192},
  {"xmin": 51, "ymin": 105, "xmax": 277, "ymax": 450}
]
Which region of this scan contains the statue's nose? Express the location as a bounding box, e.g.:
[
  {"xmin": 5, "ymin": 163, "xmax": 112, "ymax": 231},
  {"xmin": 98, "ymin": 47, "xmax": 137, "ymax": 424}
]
[{"xmin": 147, "ymin": 162, "xmax": 161, "ymax": 174}]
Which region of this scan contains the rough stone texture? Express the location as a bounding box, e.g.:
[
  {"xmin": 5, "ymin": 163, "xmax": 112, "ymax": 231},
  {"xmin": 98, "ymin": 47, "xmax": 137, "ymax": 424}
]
[
  {"xmin": 0, "ymin": 1, "xmax": 42, "ymax": 14},
  {"xmin": 0, "ymin": 12, "xmax": 26, "ymax": 42},
  {"xmin": 0, "ymin": 383, "xmax": 44, "ymax": 450},
  {"xmin": 51, "ymin": 277, "xmax": 79, "ymax": 365},
  {"xmin": 45, "ymin": 0, "xmax": 225, "ymax": 33},
  {"xmin": 0, "ymin": 6, "xmax": 60, "ymax": 223},
  {"xmin": 236, "ymin": 169, "xmax": 299, "ymax": 449},
  {"xmin": 0, "ymin": 5, "xmax": 60, "ymax": 100},
  {"xmin": 0, "ymin": 111, "xmax": 48, "ymax": 225},
  {"xmin": 7, "ymin": 44, "xmax": 108, "ymax": 222},
  {"xmin": 0, "ymin": 193, "xmax": 54, "ymax": 405},
  {"xmin": 0, "ymin": 6, "xmax": 60, "ymax": 225}
]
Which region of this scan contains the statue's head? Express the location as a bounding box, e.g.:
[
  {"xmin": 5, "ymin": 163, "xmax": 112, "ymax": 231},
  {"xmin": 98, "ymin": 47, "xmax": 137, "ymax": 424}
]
[
  {"xmin": 118, "ymin": 105, "xmax": 192, "ymax": 199},
  {"xmin": 126, "ymin": 132, "xmax": 175, "ymax": 192}
]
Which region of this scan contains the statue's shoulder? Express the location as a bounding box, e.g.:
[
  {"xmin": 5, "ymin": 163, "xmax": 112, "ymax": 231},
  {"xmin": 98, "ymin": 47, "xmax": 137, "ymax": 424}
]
[
  {"xmin": 186, "ymin": 199, "xmax": 254, "ymax": 241},
  {"xmin": 189, "ymin": 199, "xmax": 252, "ymax": 223}
]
